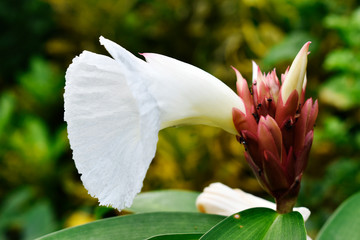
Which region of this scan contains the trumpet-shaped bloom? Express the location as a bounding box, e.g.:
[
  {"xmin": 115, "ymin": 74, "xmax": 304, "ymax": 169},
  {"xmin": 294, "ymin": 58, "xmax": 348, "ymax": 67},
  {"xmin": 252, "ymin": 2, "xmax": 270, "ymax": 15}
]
[
  {"xmin": 64, "ymin": 36, "xmax": 244, "ymax": 210},
  {"xmin": 232, "ymin": 42, "xmax": 318, "ymax": 213},
  {"xmin": 65, "ymin": 37, "xmax": 317, "ymax": 212}
]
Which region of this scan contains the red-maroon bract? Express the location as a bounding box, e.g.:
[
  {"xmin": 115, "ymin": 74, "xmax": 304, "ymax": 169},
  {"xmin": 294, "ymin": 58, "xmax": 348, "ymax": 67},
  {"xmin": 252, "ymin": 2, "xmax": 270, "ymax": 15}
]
[{"xmin": 232, "ymin": 42, "xmax": 318, "ymax": 213}]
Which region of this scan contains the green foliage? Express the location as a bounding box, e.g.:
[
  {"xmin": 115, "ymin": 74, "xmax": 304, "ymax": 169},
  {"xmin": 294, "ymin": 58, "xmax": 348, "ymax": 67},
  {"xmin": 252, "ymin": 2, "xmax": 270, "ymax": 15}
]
[
  {"xmin": 0, "ymin": 188, "xmax": 57, "ymax": 240},
  {"xmin": 37, "ymin": 212, "xmax": 225, "ymax": 240},
  {"xmin": 0, "ymin": 57, "xmax": 72, "ymax": 238},
  {"xmin": 18, "ymin": 57, "xmax": 64, "ymax": 105},
  {"xmin": 0, "ymin": 0, "xmax": 54, "ymax": 82},
  {"xmin": 0, "ymin": 93, "xmax": 15, "ymax": 137},
  {"xmin": 324, "ymin": 8, "xmax": 360, "ymax": 48},
  {"xmin": 127, "ymin": 190, "xmax": 200, "ymax": 213},
  {"xmin": 320, "ymin": 7, "xmax": 360, "ymax": 109},
  {"xmin": 262, "ymin": 32, "xmax": 318, "ymax": 69},
  {"xmin": 317, "ymin": 191, "xmax": 360, "ymax": 240},
  {"xmin": 148, "ymin": 233, "xmax": 203, "ymax": 240},
  {"xmin": 37, "ymin": 207, "xmax": 307, "ymax": 240},
  {"xmin": 200, "ymin": 208, "xmax": 306, "ymax": 240},
  {"xmin": 1, "ymin": 0, "xmax": 360, "ymax": 239}
]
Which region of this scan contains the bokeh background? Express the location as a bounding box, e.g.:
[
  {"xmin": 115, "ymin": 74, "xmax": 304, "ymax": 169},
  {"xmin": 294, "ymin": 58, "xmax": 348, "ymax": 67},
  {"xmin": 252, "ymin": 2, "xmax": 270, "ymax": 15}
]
[{"xmin": 1, "ymin": 0, "xmax": 360, "ymax": 239}]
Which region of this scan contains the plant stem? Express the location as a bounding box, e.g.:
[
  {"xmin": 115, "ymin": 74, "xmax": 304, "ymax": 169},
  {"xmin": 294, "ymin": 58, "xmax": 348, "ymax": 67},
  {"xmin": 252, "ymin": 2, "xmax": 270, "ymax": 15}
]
[{"xmin": 276, "ymin": 196, "xmax": 297, "ymax": 214}]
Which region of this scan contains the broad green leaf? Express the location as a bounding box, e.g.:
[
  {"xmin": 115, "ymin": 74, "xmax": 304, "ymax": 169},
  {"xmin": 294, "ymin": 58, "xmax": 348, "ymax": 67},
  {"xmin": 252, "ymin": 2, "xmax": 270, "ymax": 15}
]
[
  {"xmin": 317, "ymin": 191, "xmax": 360, "ymax": 240},
  {"xmin": 127, "ymin": 190, "xmax": 200, "ymax": 213},
  {"xmin": 147, "ymin": 233, "xmax": 202, "ymax": 240},
  {"xmin": 200, "ymin": 208, "xmax": 306, "ymax": 240},
  {"xmin": 37, "ymin": 212, "xmax": 225, "ymax": 240}
]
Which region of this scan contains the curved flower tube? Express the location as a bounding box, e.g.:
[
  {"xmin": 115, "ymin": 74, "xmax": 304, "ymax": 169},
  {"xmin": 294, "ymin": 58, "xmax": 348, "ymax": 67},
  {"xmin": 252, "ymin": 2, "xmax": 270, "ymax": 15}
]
[{"xmin": 64, "ymin": 36, "xmax": 245, "ymax": 210}]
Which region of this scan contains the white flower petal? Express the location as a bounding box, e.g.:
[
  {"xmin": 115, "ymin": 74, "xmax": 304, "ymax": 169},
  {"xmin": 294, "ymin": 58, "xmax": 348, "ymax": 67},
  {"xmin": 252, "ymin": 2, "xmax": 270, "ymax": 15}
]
[
  {"xmin": 65, "ymin": 37, "xmax": 245, "ymax": 210},
  {"xmin": 64, "ymin": 50, "xmax": 160, "ymax": 210},
  {"xmin": 196, "ymin": 182, "xmax": 310, "ymax": 221},
  {"xmin": 101, "ymin": 37, "xmax": 245, "ymax": 135},
  {"xmin": 295, "ymin": 206, "xmax": 311, "ymax": 222}
]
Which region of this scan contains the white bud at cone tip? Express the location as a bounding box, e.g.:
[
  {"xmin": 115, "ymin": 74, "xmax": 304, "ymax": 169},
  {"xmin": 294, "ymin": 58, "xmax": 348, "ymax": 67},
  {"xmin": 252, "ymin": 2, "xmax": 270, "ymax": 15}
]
[{"xmin": 280, "ymin": 42, "xmax": 310, "ymax": 103}]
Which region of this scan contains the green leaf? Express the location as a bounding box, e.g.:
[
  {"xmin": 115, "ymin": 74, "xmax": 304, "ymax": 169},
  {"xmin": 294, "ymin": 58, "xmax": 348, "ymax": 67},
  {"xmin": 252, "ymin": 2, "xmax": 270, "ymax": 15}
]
[
  {"xmin": 317, "ymin": 191, "xmax": 360, "ymax": 240},
  {"xmin": 23, "ymin": 201, "xmax": 57, "ymax": 240},
  {"xmin": 0, "ymin": 92, "xmax": 15, "ymax": 137},
  {"xmin": 147, "ymin": 233, "xmax": 202, "ymax": 240},
  {"xmin": 36, "ymin": 212, "xmax": 225, "ymax": 240},
  {"xmin": 127, "ymin": 190, "xmax": 200, "ymax": 213},
  {"xmin": 200, "ymin": 208, "xmax": 306, "ymax": 240},
  {"xmin": 262, "ymin": 32, "xmax": 317, "ymax": 68},
  {"xmin": 18, "ymin": 57, "xmax": 63, "ymax": 104},
  {"xmin": 94, "ymin": 206, "xmax": 115, "ymax": 219},
  {"xmin": 0, "ymin": 188, "xmax": 56, "ymax": 240},
  {"xmin": 323, "ymin": 49, "xmax": 360, "ymax": 73},
  {"xmin": 10, "ymin": 117, "xmax": 52, "ymax": 165},
  {"xmin": 319, "ymin": 75, "xmax": 360, "ymax": 110},
  {"xmin": 0, "ymin": 188, "xmax": 33, "ymax": 228}
]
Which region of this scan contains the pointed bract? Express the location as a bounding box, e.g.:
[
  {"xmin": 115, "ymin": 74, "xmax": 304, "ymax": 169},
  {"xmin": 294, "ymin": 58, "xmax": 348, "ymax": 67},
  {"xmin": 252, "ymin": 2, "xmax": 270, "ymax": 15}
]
[
  {"xmin": 258, "ymin": 117, "xmax": 281, "ymax": 160},
  {"xmin": 233, "ymin": 67, "xmax": 253, "ymax": 115},
  {"xmin": 280, "ymin": 42, "xmax": 310, "ymax": 104}
]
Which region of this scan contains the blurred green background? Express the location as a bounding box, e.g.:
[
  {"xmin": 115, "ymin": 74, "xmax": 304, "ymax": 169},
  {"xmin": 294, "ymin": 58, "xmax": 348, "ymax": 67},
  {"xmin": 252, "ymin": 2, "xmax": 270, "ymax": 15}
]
[{"xmin": 1, "ymin": 0, "xmax": 360, "ymax": 239}]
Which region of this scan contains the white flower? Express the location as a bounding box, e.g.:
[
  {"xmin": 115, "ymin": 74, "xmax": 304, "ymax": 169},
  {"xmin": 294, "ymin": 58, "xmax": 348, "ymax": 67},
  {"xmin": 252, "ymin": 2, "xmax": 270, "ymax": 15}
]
[
  {"xmin": 196, "ymin": 182, "xmax": 310, "ymax": 221},
  {"xmin": 64, "ymin": 36, "xmax": 245, "ymax": 210}
]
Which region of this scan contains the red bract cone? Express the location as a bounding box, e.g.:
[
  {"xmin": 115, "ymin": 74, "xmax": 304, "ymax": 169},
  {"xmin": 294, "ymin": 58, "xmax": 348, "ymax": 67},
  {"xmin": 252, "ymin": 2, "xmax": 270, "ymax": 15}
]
[{"xmin": 232, "ymin": 42, "xmax": 318, "ymax": 214}]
